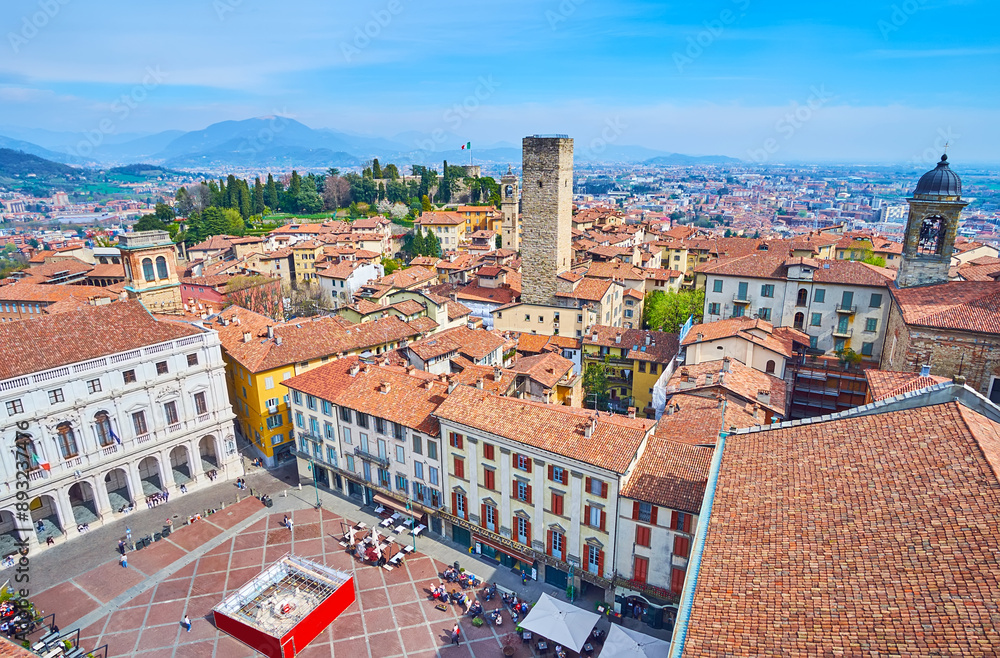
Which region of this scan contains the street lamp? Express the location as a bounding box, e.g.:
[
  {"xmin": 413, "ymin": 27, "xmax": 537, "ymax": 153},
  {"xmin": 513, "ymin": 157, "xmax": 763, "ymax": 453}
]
[
  {"xmin": 405, "ymin": 498, "xmax": 416, "ymax": 551},
  {"xmin": 305, "ymin": 461, "xmax": 321, "ymax": 509}
]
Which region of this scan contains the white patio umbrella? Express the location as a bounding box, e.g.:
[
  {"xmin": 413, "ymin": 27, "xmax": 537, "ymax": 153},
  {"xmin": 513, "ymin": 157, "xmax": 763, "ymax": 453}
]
[
  {"xmin": 518, "ymin": 593, "xmax": 601, "ymax": 653},
  {"xmin": 600, "ymin": 624, "xmax": 671, "ymax": 657}
]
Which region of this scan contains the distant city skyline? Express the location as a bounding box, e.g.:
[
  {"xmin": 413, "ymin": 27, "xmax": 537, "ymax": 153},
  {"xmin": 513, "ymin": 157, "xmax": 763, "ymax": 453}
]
[{"xmin": 2, "ymin": 0, "xmax": 998, "ymax": 163}]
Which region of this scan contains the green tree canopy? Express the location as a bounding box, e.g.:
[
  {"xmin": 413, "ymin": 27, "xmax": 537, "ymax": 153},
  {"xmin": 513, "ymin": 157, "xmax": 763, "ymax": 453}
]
[
  {"xmin": 643, "ymin": 288, "xmax": 705, "ymax": 333},
  {"xmin": 583, "ymin": 357, "xmax": 611, "ymax": 409}
]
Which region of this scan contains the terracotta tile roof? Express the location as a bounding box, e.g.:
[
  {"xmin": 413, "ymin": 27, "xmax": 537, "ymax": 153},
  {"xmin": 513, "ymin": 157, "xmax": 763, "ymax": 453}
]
[
  {"xmin": 956, "ymin": 261, "xmax": 1000, "ymax": 282},
  {"xmin": 555, "ymin": 278, "xmax": 613, "ymax": 302},
  {"xmin": 584, "ymin": 326, "xmax": 679, "ymax": 363},
  {"xmin": 586, "ymin": 261, "xmax": 646, "ymax": 281},
  {"xmin": 286, "ymin": 357, "xmax": 447, "ymax": 435},
  {"xmin": 0, "ymin": 281, "xmax": 119, "ymax": 306},
  {"xmin": 620, "ymin": 435, "xmax": 712, "ymax": 513},
  {"xmin": 0, "ymin": 636, "xmax": 41, "ymax": 658},
  {"xmin": 216, "ymin": 306, "xmax": 421, "ymax": 372},
  {"xmin": 87, "ymin": 262, "xmax": 126, "ymax": 278},
  {"xmin": 666, "ymin": 358, "xmax": 787, "ymax": 417},
  {"xmin": 409, "ymin": 256, "xmax": 440, "ymax": 268},
  {"xmin": 416, "ymin": 211, "xmax": 466, "ymax": 226},
  {"xmin": 890, "ymin": 281, "xmax": 1000, "ymax": 334},
  {"xmin": 435, "ymin": 386, "xmax": 654, "ymax": 473},
  {"xmin": 697, "ymin": 253, "xmax": 895, "ymax": 287},
  {"xmin": 407, "ymin": 316, "xmax": 439, "ymax": 333},
  {"xmin": 0, "ymin": 300, "xmax": 200, "ymax": 381},
  {"xmin": 642, "ymin": 267, "xmax": 684, "ymax": 281},
  {"xmin": 374, "ymin": 266, "xmax": 436, "ymax": 289},
  {"xmin": 864, "ymin": 369, "xmax": 951, "ymax": 400},
  {"xmin": 389, "ymin": 299, "xmax": 425, "ymax": 316},
  {"xmin": 683, "ymin": 401, "xmax": 1000, "ymax": 656},
  {"xmin": 454, "ymin": 283, "xmax": 518, "ymax": 305},
  {"xmin": 449, "ymin": 364, "xmax": 516, "ymax": 394},
  {"xmin": 16, "ymin": 257, "xmax": 94, "ymax": 282},
  {"xmin": 446, "ymin": 300, "xmax": 472, "ymax": 321},
  {"xmin": 512, "ymin": 352, "xmax": 575, "ymax": 389},
  {"xmin": 682, "ymin": 317, "xmax": 809, "ymax": 358},
  {"xmin": 406, "ymin": 326, "xmax": 505, "ymax": 362},
  {"xmin": 654, "ymin": 392, "xmax": 761, "ymax": 446},
  {"xmin": 188, "ymin": 234, "xmax": 235, "ymax": 252}
]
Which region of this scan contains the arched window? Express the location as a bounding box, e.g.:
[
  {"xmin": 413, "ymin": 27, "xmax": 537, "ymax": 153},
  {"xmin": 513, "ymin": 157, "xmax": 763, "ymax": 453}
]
[
  {"xmin": 793, "ymin": 312, "xmax": 805, "ymax": 331},
  {"xmin": 56, "ymin": 422, "xmax": 79, "ymax": 459},
  {"xmin": 765, "ymin": 360, "xmax": 776, "ymax": 374},
  {"xmin": 95, "ymin": 411, "xmax": 114, "ymax": 447},
  {"xmin": 796, "ymin": 289, "xmax": 808, "ymax": 306},
  {"xmin": 155, "ymin": 255, "xmax": 169, "ymax": 279},
  {"xmin": 141, "ymin": 258, "xmax": 155, "ymax": 282},
  {"xmin": 18, "ymin": 436, "xmax": 40, "ymax": 469},
  {"xmin": 917, "ymin": 215, "xmax": 945, "ymax": 256}
]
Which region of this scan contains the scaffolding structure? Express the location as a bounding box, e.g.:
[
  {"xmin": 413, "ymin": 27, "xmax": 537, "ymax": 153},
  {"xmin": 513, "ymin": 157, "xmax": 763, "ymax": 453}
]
[{"xmin": 213, "ymin": 554, "xmax": 354, "ymax": 657}]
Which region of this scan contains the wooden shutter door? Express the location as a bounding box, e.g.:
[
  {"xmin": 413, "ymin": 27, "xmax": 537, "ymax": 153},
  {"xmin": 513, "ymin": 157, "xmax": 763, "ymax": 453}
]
[
  {"xmin": 452, "ymin": 492, "xmax": 458, "ymax": 517},
  {"xmin": 481, "ymin": 504, "xmax": 487, "ymax": 528},
  {"xmin": 650, "ymin": 505, "xmax": 658, "ymax": 526},
  {"xmin": 632, "ymin": 501, "xmax": 641, "ymax": 520}
]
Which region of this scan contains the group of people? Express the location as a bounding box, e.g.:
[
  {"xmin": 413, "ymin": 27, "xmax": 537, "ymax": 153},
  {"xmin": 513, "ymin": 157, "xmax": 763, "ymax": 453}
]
[
  {"xmin": 259, "ymin": 493, "xmax": 271, "ymax": 505},
  {"xmin": 145, "ymin": 491, "xmax": 168, "ymax": 508},
  {"xmin": 205, "ymin": 470, "xmax": 219, "ymax": 481},
  {"xmin": 0, "ymin": 601, "xmax": 41, "ymax": 641},
  {"xmin": 76, "ymin": 523, "xmax": 90, "ymax": 533},
  {"xmin": 235, "ymin": 477, "xmax": 248, "ymax": 490}
]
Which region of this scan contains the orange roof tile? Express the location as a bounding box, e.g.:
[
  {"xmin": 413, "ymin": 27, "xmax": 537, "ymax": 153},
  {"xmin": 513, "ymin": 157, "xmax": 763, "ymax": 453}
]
[{"xmin": 890, "ymin": 281, "xmax": 1000, "ymax": 334}]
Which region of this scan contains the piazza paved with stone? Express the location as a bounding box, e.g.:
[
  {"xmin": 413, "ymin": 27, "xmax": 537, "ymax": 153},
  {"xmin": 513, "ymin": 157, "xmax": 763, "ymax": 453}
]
[{"xmin": 16, "ymin": 466, "xmax": 650, "ymax": 657}]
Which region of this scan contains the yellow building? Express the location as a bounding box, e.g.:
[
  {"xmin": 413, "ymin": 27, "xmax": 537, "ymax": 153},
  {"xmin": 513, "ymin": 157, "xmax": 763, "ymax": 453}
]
[
  {"xmin": 291, "ymin": 240, "xmax": 323, "ymax": 285},
  {"xmin": 214, "ymin": 306, "xmax": 425, "ymax": 465},
  {"xmin": 416, "ymin": 211, "xmax": 468, "ymax": 250},
  {"xmin": 582, "ymin": 326, "xmax": 679, "ymax": 418},
  {"xmin": 455, "ymin": 205, "xmax": 501, "ymax": 232}
]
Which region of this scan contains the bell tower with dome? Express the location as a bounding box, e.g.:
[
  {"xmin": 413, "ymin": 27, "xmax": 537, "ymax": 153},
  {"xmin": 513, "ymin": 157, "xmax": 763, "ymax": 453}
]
[
  {"xmin": 500, "ymin": 165, "xmax": 520, "ymax": 252},
  {"xmin": 897, "ymin": 154, "xmax": 968, "ymax": 288}
]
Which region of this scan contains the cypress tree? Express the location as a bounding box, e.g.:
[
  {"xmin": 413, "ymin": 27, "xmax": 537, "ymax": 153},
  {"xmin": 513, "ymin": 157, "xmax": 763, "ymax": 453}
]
[
  {"xmin": 253, "ymin": 177, "xmax": 265, "ymax": 215},
  {"xmin": 265, "ymin": 174, "xmax": 279, "ymax": 210}
]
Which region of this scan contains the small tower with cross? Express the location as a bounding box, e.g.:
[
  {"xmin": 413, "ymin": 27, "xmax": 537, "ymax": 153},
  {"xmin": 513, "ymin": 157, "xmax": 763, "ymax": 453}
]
[{"xmin": 500, "ymin": 165, "xmax": 520, "ymax": 252}]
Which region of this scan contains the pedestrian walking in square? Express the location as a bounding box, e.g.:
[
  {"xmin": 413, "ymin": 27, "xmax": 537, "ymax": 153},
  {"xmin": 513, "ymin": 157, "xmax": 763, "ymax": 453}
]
[
  {"xmin": 451, "ymin": 623, "xmax": 461, "ymax": 645},
  {"xmin": 120, "ymin": 554, "xmax": 127, "ymax": 568},
  {"xmin": 118, "ymin": 540, "xmax": 126, "ymax": 555},
  {"xmin": 125, "ymin": 526, "xmax": 132, "ymax": 542},
  {"xmin": 182, "ymin": 615, "xmax": 191, "ymax": 632}
]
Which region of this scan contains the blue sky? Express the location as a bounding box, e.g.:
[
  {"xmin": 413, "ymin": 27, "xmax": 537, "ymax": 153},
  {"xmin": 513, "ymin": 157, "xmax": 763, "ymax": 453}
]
[{"xmin": 1, "ymin": 0, "xmax": 998, "ymax": 162}]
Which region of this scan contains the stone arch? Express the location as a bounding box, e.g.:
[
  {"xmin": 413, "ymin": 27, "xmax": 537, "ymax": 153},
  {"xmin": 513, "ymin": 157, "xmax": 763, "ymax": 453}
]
[
  {"xmin": 68, "ymin": 480, "xmax": 99, "ymax": 524},
  {"xmin": 30, "ymin": 494, "xmax": 62, "ymax": 540},
  {"xmin": 765, "ymin": 359, "xmax": 776, "ymax": 374},
  {"xmin": 916, "ymin": 214, "xmax": 946, "ymax": 256},
  {"xmin": 0, "ymin": 509, "xmax": 23, "ymax": 557},
  {"xmin": 793, "ymin": 312, "xmax": 805, "ymax": 331},
  {"xmin": 56, "ymin": 421, "xmax": 80, "ymax": 460},
  {"xmin": 199, "ymin": 435, "xmax": 219, "ymax": 470},
  {"xmin": 104, "ymin": 467, "xmax": 133, "ymax": 511},
  {"xmin": 796, "ymin": 288, "xmax": 808, "ymax": 306},
  {"xmin": 138, "ymin": 455, "xmax": 163, "ymax": 494},
  {"xmin": 169, "ymin": 444, "xmax": 192, "ymax": 486},
  {"xmin": 155, "ymin": 255, "xmax": 169, "ymax": 279},
  {"xmin": 94, "ymin": 410, "xmax": 115, "ymax": 447}
]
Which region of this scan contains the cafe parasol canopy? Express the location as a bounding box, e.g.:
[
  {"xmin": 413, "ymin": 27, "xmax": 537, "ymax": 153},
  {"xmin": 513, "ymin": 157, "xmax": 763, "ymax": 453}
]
[
  {"xmin": 599, "ymin": 624, "xmax": 671, "ymax": 657},
  {"xmin": 517, "ymin": 593, "xmax": 601, "ymax": 653}
]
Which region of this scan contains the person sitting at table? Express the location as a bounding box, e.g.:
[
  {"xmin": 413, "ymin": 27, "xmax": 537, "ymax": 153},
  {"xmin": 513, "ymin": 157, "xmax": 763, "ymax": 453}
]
[
  {"xmin": 468, "ymin": 599, "xmax": 483, "ymax": 616},
  {"xmin": 444, "ymin": 566, "xmax": 458, "ymax": 582}
]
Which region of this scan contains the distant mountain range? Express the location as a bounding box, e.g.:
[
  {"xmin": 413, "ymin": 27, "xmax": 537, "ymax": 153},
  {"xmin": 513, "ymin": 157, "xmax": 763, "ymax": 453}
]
[{"xmin": 0, "ymin": 117, "xmax": 742, "ymax": 171}]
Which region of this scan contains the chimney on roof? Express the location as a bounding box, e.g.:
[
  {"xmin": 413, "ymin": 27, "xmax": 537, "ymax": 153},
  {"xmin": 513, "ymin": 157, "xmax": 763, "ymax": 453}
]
[
  {"xmin": 953, "ymin": 374, "xmax": 966, "ymax": 386},
  {"xmin": 645, "ymin": 334, "xmax": 651, "ymax": 346},
  {"xmin": 920, "ymin": 364, "xmax": 931, "ymax": 377},
  {"xmin": 475, "ymin": 378, "xmax": 484, "ymax": 390},
  {"xmin": 349, "ymin": 363, "xmax": 360, "ymax": 377},
  {"xmin": 627, "ymin": 406, "xmax": 636, "ymax": 418},
  {"xmin": 423, "ymin": 378, "xmax": 434, "ymax": 390},
  {"xmin": 705, "ymin": 373, "xmax": 714, "ymax": 385},
  {"xmin": 242, "ymin": 331, "xmax": 251, "ymax": 343},
  {"xmin": 756, "ymin": 388, "xmax": 771, "ymax": 405},
  {"xmin": 592, "ymin": 331, "xmax": 598, "ymax": 341},
  {"xmin": 378, "ymin": 381, "xmax": 391, "ymax": 394},
  {"xmin": 406, "ymin": 365, "xmax": 416, "ymax": 375},
  {"xmin": 450, "ymin": 292, "xmax": 458, "ymax": 302},
  {"xmin": 615, "ymin": 333, "xmax": 621, "ymax": 344},
  {"xmin": 722, "ymin": 356, "xmax": 732, "ymax": 373},
  {"xmin": 584, "ymin": 416, "xmax": 597, "ymax": 438},
  {"xmin": 275, "ymin": 335, "xmax": 282, "ymax": 346},
  {"xmin": 447, "ymin": 380, "xmax": 459, "ymax": 394},
  {"xmin": 493, "ymin": 367, "xmax": 503, "ymax": 382},
  {"xmin": 267, "ymin": 325, "xmax": 274, "ymax": 339}
]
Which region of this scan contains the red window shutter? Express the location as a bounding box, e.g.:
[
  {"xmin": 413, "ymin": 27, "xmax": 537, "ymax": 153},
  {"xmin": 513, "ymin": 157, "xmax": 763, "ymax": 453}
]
[
  {"xmin": 597, "ymin": 549, "xmax": 605, "ymax": 575},
  {"xmin": 546, "ymin": 530, "xmax": 553, "ymax": 556},
  {"xmin": 561, "ymin": 469, "xmax": 567, "ymax": 484},
  {"xmin": 650, "ymin": 506, "xmax": 658, "ymax": 526},
  {"xmin": 457, "ymin": 434, "xmax": 463, "ymax": 449},
  {"xmin": 512, "ymin": 452, "xmax": 519, "ymax": 468},
  {"xmin": 584, "ymin": 505, "xmax": 591, "ymax": 525},
  {"xmin": 671, "ymin": 567, "xmax": 685, "ymax": 595},
  {"xmin": 454, "ymin": 457, "xmax": 464, "ymax": 480},
  {"xmin": 634, "ymin": 556, "xmax": 648, "ymax": 584},
  {"xmin": 526, "ymin": 458, "xmax": 532, "ymax": 474},
  {"xmin": 632, "ymin": 501, "xmax": 641, "ymax": 520},
  {"xmin": 683, "ymin": 513, "xmax": 692, "ymax": 533},
  {"xmin": 452, "ymin": 492, "xmax": 458, "ymax": 516},
  {"xmin": 674, "ymin": 535, "xmax": 690, "ymax": 558},
  {"xmin": 548, "ymin": 464, "xmax": 554, "ymax": 481},
  {"xmin": 512, "ymin": 478, "xmax": 517, "ymax": 497},
  {"xmin": 553, "ymin": 494, "xmax": 563, "ymax": 516},
  {"xmin": 671, "ymin": 510, "xmax": 679, "ymax": 530},
  {"xmin": 600, "ymin": 510, "xmax": 606, "ymax": 531},
  {"xmin": 481, "ymin": 504, "xmax": 487, "ymax": 528},
  {"xmin": 585, "ymin": 477, "xmax": 592, "ymax": 494},
  {"xmin": 600, "ymin": 481, "xmax": 608, "ymax": 498},
  {"xmin": 525, "ymin": 520, "xmax": 531, "ymax": 541},
  {"xmin": 526, "ymin": 484, "xmax": 532, "ymax": 504}
]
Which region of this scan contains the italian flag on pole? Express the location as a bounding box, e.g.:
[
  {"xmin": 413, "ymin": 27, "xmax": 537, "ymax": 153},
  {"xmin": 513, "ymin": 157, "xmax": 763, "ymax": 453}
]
[{"xmin": 461, "ymin": 142, "xmax": 471, "ymax": 150}]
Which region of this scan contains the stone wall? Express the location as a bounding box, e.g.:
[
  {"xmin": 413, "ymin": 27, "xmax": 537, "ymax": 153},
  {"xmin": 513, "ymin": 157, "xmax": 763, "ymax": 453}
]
[
  {"xmin": 881, "ymin": 297, "xmax": 999, "ymax": 396},
  {"xmin": 521, "ymin": 136, "xmax": 573, "ymax": 305},
  {"xmin": 896, "ymin": 198, "xmax": 965, "ymax": 288}
]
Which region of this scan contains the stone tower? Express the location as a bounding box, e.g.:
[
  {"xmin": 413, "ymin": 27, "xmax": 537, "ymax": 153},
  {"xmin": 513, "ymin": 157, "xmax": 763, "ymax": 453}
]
[
  {"xmin": 520, "ymin": 135, "xmax": 573, "ymax": 305},
  {"xmin": 500, "ymin": 165, "xmax": 520, "ymax": 252},
  {"xmin": 119, "ymin": 230, "xmax": 183, "ymax": 312},
  {"xmin": 897, "ymin": 155, "xmax": 968, "ymax": 288}
]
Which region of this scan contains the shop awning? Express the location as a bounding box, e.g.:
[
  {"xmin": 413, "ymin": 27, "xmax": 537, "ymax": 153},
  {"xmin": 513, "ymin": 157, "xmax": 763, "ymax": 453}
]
[
  {"xmin": 475, "ymin": 535, "xmax": 535, "ymax": 565},
  {"xmin": 373, "ymin": 494, "xmax": 420, "ymax": 519}
]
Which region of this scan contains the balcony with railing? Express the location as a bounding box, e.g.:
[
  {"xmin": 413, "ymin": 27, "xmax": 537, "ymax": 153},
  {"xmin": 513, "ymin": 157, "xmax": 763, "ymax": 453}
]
[
  {"xmin": 832, "ymin": 327, "xmax": 854, "ymax": 339},
  {"xmin": 836, "ymin": 304, "xmax": 857, "ymax": 315},
  {"xmin": 354, "ymin": 446, "xmax": 390, "ymax": 468},
  {"xmin": 733, "ymin": 291, "xmax": 752, "ymax": 305}
]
